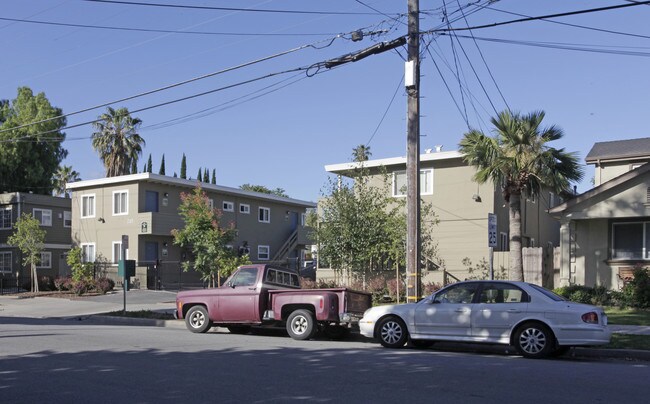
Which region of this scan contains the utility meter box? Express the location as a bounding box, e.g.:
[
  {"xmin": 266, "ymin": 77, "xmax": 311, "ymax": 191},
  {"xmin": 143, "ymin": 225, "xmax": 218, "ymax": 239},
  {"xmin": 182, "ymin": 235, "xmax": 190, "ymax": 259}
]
[{"xmin": 118, "ymin": 259, "xmax": 136, "ymax": 278}]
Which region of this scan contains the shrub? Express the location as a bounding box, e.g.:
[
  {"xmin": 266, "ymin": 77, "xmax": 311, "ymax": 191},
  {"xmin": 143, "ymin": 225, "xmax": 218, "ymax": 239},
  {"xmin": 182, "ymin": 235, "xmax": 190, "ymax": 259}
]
[
  {"xmin": 95, "ymin": 277, "xmax": 115, "ymax": 294},
  {"xmin": 72, "ymin": 279, "xmax": 92, "ymax": 296},
  {"xmin": 620, "ymin": 267, "xmax": 650, "ymax": 308},
  {"xmin": 38, "ymin": 276, "xmax": 54, "ymax": 291}
]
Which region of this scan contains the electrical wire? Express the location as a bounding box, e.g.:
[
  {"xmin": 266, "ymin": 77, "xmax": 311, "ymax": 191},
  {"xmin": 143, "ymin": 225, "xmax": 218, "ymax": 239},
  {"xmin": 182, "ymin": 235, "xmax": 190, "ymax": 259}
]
[
  {"xmin": 83, "ymin": 0, "xmax": 391, "ymax": 16},
  {"xmin": 365, "ymin": 74, "xmax": 404, "ymax": 146}
]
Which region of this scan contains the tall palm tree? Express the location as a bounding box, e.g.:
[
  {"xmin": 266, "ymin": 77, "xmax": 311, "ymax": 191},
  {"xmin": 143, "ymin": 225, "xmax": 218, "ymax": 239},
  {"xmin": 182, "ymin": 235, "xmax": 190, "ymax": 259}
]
[
  {"xmin": 92, "ymin": 107, "xmax": 145, "ymax": 177},
  {"xmin": 459, "ymin": 110, "xmax": 583, "ymax": 281},
  {"xmin": 352, "ymin": 144, "xmax": 372, "ymax": 162},
  {"xmin": 52, "ymin": 165, "xmax": 80, "ymax": 198}
]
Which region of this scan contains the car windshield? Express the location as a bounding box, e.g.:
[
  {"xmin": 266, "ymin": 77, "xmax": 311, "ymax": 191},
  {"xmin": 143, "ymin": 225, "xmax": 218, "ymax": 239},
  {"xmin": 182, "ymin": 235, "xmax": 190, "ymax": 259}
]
[{"xmin": 529, "ymin": 283, "xmax": 567, "ymax": 301}]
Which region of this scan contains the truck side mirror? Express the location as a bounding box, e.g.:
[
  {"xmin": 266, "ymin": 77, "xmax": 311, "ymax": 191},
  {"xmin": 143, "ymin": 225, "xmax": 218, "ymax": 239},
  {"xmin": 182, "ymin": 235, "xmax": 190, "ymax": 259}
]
[{"xmin": 228, "ymin": 281, "xmax": 235, "ymax": 288}]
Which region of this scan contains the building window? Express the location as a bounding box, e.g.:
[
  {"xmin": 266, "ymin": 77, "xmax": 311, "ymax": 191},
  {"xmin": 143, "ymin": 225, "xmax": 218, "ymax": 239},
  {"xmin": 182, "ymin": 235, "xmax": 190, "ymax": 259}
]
[
  {"xmin": 612, "ymin": 222, "xmax": 650, "ymax": 259},
  {"xmin": 64, "ymin": 211, "xmax": 72, "ymax": 228},
  {"xmin": 301, "ymin": 213, "xmax": 306, "ymax": 226},
  {"xmin": 0, "ymin": 207, "xmax": 11, "ymax": 229},
  {"xmin": 223, "ymin": 201, "xmax": 234, "ymax": 212},
  {"xmin": 258, "ymin": 245, "xmax": 270, "ymax": 260},
  {"xmin": 500, "ymin": 232, "xmax": 509, "ymax": 251},
  {"xmin": 145, "ymin": 191, "xmax": 159, "ymax": 213},
  {"xmin": 392, "ymin": 169, "xmax": 434, "ymax": 197},
  {"xmin": 239, "ymin": 204, "xmax": 250, "ymax": 214},
  {"xmin": 81, "ymin": 243, "xmax": 96, "ymax": 263},
  {"xmin": 113, "ymin": 190, "xmax": 128, "ymax": 215},
  {"xmin": 82, "ymin": 194, "xmax": 95, "ymax": 218},
  {"xmin": 0, "ymin": 251, "xmax": 11, "ymax": 273},
  {"xmin": 112, "ymin": 241, "xmax": 127, "ymax": 263},
  {"xmin": 37, "ymin": 252, "xmax": 52, "ymax": 269},
  {"xmin": 259, "ymin": 207, "xmax": 270, "ymax": 223},
  {"xmin": 33, "ymin": 209, "xmax": 52, "ymax": 226}
]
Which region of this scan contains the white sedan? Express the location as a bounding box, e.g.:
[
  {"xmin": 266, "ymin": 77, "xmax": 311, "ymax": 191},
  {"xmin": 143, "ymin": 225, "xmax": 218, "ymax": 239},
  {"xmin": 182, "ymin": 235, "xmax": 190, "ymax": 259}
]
[{"xmin": 359, "ymin": 280, "xmax": 611, "ymax": 359}]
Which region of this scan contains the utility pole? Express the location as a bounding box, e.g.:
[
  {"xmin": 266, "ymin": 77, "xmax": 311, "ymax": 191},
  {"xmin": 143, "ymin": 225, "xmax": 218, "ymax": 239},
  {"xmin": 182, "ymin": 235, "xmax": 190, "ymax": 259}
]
[{"xmin": 406, "ymin": 0, "xmax": 421, "ymax": 302}]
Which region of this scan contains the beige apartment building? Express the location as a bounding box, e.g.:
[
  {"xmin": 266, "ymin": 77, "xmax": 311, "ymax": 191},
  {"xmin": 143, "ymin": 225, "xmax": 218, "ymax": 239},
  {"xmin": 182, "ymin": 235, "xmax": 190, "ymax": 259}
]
[
  {"xmin": 551, "ymin": 137, "xmax": 650, "ymax": 290},
  {"xmin": 66, "ymin": 173, "xmax": 315, "ymax": 289},
  {"xmin": 0, "ymin": 192, "xmax": 72, "ymax": 282},
  {"xmin": 325, "ymin": 148, "xmax": 562, "ymax": 285}
]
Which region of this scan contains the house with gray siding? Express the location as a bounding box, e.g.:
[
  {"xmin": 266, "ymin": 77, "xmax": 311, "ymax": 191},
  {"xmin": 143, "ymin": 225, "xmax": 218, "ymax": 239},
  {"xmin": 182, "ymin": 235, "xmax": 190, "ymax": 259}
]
[
  {"xmin": 66, "ymin": 173, "xmax": 315, "ymax": 289},
  {"xmin": 0, "ymin": 193, "xmax": 72, "ymax": 282}
]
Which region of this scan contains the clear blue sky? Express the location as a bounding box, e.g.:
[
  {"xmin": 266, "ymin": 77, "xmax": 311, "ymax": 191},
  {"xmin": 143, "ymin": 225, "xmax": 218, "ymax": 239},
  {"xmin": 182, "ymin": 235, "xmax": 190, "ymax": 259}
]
[{"xmin": 2, "ymin": 1, "xmax": 649, "ymax": 201}]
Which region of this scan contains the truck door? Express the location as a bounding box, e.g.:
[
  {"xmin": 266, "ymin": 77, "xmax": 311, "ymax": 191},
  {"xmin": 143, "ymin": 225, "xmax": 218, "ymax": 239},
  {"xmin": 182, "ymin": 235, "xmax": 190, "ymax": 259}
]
[{"xmin": 217, "ymin": 267, "xmax": 260, "ymax": 322}]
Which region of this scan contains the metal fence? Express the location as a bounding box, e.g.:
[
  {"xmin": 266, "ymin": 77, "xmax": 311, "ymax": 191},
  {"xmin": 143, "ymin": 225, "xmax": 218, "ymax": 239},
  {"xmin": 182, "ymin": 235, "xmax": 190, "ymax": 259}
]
[{"xmin": 0, "ymin": 275, "xmax": 30, "ymax": 295}]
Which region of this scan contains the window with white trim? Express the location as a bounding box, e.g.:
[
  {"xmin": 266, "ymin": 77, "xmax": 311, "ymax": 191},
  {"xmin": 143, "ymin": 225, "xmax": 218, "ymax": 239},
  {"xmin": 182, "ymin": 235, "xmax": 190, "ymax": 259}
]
[
  {"xmin": 239, "ymin": 204, "xmax": 250, "ymax": 214},
  {"xmin": 64, "ymin": 211, "xmax": 72, "ymax": 228},
  {"xmin": 81, "ymin": 243, "xmax": 96, "ymax": 263},
  {"xmin": 392, "ymin": 169, "xmax": 434, "ymax": 197},
  {"xmin": 33, "ymin": 209, "xmax": 52, "ymax": 226},
  {"xmin": 612, "ymin": 222, "xmax": 650, "ymax": 259},
  {"xmin": 0, "ymin": 207, "xmax": 12, "ymax": 229},
  {"xmin": 258, "ymin": 245, "xmax": 270, "ymax": 260},
  {"xmin": 301, "ymin": 213, "xmax": 306, "ymax": 226},
  {"xmin": 112, "ymin": 241, "xmax": 127, "ymax": 263},
  {"xmin": 81, "ymin": 194, "xmax": 95, "ymax": 218},
  {"xmin": 0, "ymin": 251, "xmax": 11, "ymax": 273},
  {"xmin": 37, "ymin": 252, "xmax": 52, "ymax": 268},
  {"xmin": 258, "ymin": 207, "xmax": 270, "ymax": 223},
  {"xmin": 113, "ymin": 190, "xmax": 128, "ymax": 215},
  {"xmin": 223, "ymin": 201, "xmax": 234, "ymax": 212}
]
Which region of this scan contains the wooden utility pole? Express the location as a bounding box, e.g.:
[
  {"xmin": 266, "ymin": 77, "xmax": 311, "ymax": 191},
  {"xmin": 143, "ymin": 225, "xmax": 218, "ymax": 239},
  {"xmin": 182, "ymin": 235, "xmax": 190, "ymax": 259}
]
[{"xmin": 406, "ymin": 0, "xmax": 421, "ymax": 302}]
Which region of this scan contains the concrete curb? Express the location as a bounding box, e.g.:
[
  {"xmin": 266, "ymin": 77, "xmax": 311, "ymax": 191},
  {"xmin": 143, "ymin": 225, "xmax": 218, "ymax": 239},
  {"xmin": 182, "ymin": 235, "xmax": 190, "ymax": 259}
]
[{"xmin": 60, "ymin": 315, "xmax": 650, "ymax": 361}]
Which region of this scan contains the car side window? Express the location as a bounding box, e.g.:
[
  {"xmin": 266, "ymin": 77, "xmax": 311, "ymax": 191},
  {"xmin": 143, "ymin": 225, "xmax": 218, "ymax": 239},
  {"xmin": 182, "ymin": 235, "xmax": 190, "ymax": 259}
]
[
  {"xmin": 434, "ymin": 283, "xmax": 478, "ymax": 304},
  {"xmin": 479, "ymin": 283, "xmax": 527, "ymax": 304},
  {"xmin": 231, "ymin": 268, "xmax": 258, "ymax": 286}
]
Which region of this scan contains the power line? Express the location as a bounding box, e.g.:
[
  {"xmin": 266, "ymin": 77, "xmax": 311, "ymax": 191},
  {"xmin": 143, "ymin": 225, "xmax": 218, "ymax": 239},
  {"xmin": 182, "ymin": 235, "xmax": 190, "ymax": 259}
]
[
  {"xmin": 83, "ymin": 0, "xmax": 391, "ymax": 16},
  {"xmin": 426, "ymin": 1, "xmax": 650, "ymax": 34},
  {"xmin": 365, "ymin": 74, "xmax": 404, "ymax": 146},
  {"xmin": 0, "ymin": 16, "xmax": 338, "ymax": 36}
]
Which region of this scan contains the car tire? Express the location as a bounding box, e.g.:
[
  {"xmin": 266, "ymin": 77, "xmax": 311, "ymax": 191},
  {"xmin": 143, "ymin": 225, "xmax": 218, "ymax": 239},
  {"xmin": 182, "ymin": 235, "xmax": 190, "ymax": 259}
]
[
  {"xmin": 377, "ymin": 316, "xmax": 408, "ymax": 348},
  {"xmin": 409, "ymin": 339, "xmax": 434, "ymax": 349},
  {"xmin": 185, "ymin": 305, "xmax": 212, "ymax": 333},
  {"xmin": 286, "ymin": 309, "xmax": 316, "ymax": 340},
  {"xmin": 514, "ymin": 322, "xmax": 555, "ymax": 359},
  {"xmin": 227, "ymin": 325, "xmax": 252, "ymax": 335}
]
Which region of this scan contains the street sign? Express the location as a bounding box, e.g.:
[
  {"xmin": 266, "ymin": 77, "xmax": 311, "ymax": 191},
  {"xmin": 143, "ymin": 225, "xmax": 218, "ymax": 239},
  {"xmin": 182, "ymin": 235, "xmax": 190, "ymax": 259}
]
[{"xmin": 488, "ymin": 213, "xmax": 497, "ymax": 247}]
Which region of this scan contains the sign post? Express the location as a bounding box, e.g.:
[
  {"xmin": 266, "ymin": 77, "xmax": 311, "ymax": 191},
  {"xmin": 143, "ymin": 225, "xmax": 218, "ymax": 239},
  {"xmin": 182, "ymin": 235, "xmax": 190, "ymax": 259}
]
[{"xmin": 488, "ymin": 214, "xmax": 497, "ymax": 280}]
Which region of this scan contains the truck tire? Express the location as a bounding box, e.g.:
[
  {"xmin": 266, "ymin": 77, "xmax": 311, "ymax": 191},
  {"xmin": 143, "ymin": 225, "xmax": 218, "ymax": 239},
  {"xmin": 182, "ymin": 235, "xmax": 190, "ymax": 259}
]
[
  {"xmin": 185, "ymin": 305, "xmax": 212, "ymax": 333},
  {"xmin": 286, "ymin": 309, "xmax": 316, "ymax": 340}
]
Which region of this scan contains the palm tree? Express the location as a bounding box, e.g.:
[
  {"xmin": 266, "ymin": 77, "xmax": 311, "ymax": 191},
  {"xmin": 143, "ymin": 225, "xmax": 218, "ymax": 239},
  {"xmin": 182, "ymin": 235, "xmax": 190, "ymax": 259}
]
[
  {"xmin": 92, "ymin": 107, "xmax": 145, "ymax": 177},
  {"xmin": 52, "ymin": 165, "xmax": 80, "ymax": 197},
  {"xmin": 459, "ymin": 110, "xmax": 583, "ymax": 281},
  {"xmin": 352, "ymin": 145, "xmax": 372, "ymax": 162}
]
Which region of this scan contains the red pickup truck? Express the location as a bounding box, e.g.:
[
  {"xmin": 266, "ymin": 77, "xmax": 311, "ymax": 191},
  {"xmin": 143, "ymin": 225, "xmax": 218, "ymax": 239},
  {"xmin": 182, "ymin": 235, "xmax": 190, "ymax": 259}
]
[{"xmin": 174, "ymin": 264, "xmax": 372, "ymax": 340}]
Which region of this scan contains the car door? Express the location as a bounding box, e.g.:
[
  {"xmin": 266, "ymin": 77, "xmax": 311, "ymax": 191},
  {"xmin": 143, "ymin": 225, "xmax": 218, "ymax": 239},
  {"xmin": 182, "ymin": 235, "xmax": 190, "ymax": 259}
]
[
  {"xmin": 217, "ymin": 267, "xmax": 260, "ymax": 323},
  {"xmin": 472, "ymin": 282, "xmax": 529, "ymax": 342},
  {"xmin": 414, "ymin": 283, "xmax": 479, "ymax": 339}
]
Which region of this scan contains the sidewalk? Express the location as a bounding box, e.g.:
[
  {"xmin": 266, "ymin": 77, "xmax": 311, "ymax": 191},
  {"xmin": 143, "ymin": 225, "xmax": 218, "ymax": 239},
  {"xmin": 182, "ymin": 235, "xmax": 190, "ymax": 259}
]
[{"xmin": 1, "ymin": 291, "xmax": 649, "ymax": 361}]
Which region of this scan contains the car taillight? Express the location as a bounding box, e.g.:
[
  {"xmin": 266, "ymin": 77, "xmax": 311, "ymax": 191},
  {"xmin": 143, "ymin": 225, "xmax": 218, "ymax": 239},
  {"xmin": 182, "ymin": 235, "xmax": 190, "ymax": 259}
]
[{"xmin": 581, "ymin": 312, "xmax": 599, "ymax": 324}]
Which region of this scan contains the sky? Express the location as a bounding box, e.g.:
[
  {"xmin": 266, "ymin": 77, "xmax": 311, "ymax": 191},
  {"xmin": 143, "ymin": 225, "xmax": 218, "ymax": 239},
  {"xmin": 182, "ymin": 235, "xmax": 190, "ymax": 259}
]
[{"xmin": 2, "ymin": 0, "xmax": 649, "ymax": 202}]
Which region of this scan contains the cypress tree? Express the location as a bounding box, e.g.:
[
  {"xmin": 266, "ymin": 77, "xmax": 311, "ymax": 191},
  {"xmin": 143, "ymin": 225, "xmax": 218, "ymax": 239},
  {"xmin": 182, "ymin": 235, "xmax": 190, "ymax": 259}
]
[
  {"xmin": 203, "ymin": 169, "xmax": 209, "ymax": 183},
  {"xmin": 197, "ymin": 168, "xmax": 202, "ymax": 182},
  {"xmin": 211, "ymin": 169, "xmax": 216, "ymax": 184},
  {"xmin": 173, "ymin": 172, "xmax": 178, "ymax": 178},
  {"xmin": 159, "ymin": 154, "xmax": 166, "ymax": 175},
  {"xmin": 146, "ymin": 154, "xmax": 153, "ymax": 173},
  {"xmin": 180, "ymin": 153, "xmax": 187, "ymax": 179}
]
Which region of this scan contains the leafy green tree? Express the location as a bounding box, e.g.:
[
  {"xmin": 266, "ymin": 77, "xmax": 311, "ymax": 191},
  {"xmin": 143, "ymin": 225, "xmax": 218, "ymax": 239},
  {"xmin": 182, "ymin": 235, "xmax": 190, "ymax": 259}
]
[
  {"xmin": 146, "ymin": 154, "xmax": 153, "ymax": 173},
  {"xmin": 180, "ymin": 153, "xmax": 187, "ymax": 179},
  {"xmin": 52, "ymin": 165, "xmax": 80, "ymax": 198},
  {"xmin": 309, "ymin": 163, "xmax": 439, "ymax": 280},
  {"xmin": 159, "ymin": 154, "xmax": 166, "ymax": 175},
  {"xmin": 8, "ymin": 213, "xmax": 46, "ymax": 292},
  {"xmin": 211, "ymin": 169, "xmax": 216, "ymax": 184},
  {"xmin": 459, "ymin": 110, "xmax": 583, "ymax": 281},
  {"xmin": 239, "ymin": 184, "xmax": 289, "ymax": 198},
  {"xmin": 91, "ymin": 107, "xmax": 144, "ymax": 177},
  {"xmin": 171, "ymin": 185, "xmax": 243, "ymax": 287},
  {"xmin": 0, "ymin": 87, "xmax": 68, "ymax": 194},
  {"xmin": 131, "ymin": 158, "xmax": 138, "ymax": 174},
  {"xmin": 66, "ymin": 246, "xmax": 93, "ymax": 282}
]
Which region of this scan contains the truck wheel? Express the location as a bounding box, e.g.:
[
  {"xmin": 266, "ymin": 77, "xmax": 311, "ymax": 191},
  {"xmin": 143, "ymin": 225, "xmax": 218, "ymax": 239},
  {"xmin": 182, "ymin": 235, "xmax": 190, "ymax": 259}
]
[
  {"xmin": 377, "ymin": 316, "xmax": 408, "ymax": 348},
  {"xmin": 185, "ymin": 305, "xmax": 212, "ymax": 333},
  {"xmin": 286, "ymin": 309, "xmax": 316, "ymax": 340}
]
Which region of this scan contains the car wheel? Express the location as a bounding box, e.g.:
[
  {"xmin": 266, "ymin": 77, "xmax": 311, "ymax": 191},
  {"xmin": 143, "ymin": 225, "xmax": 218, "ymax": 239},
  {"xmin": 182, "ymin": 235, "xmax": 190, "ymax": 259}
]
[
  {"xmin": 409, "ymin": 339, "xmax": 434, "ymax": 349},
  {"xmin": 286, "ymin": 309, "xmax": 316, "ymax": 340},
  {"xmin": 377, "ymin": 316, "xmax": 408, "ymax": 348},
  {"xmin": 514, "ymin": 322, "xmax": 554, "ymax": 359},
  {"xmin": 185, "ymin": 305, "xmax": 212, "ymax": 333},
  {"xmin": 227, "ymin": 325, "xmax": 252, "ymax": 335},
  {"xmin": 324, "ymin": 325, "xmax": 349, "ymax": 340}
]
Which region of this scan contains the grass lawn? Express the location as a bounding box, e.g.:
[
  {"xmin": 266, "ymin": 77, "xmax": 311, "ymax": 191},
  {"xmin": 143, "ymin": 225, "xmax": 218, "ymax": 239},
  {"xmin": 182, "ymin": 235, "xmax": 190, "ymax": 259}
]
[
  {"xmin": 605, "ymin": 308, "xmax": 650, "ymax": 325},
  {"xmin": 606, "ymin": 334, "xmax": 650, "ymax": 351}
]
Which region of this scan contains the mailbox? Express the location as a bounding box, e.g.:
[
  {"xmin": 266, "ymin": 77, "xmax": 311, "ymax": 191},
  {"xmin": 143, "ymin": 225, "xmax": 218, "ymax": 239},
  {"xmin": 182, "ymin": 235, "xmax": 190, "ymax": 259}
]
[{"xmin": 118, "ymin": 259, "xmax": 136, "ymax": 278}]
